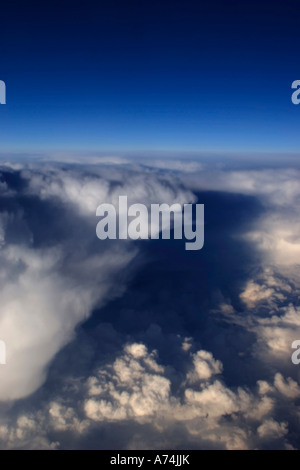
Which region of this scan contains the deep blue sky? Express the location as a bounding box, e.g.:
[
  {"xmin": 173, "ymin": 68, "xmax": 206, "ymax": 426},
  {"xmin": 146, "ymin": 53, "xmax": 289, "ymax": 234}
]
[{"xmin": 0, "ymin": 0, "xmax": 300, "ymax": 153}]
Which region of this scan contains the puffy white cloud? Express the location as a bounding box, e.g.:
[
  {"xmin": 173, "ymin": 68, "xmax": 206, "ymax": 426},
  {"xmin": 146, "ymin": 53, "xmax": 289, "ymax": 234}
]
[
  {"xmin": 257, "ymin": 418, "xmax": 288, "ymax": 440},
  {"xmin": 274, "ymin": 373, "xmax": 300, "ymax": 399},
  {"xmin": 0, "ymin": 338, "xmax": 298, "ymax": 450},
  {"xmin": 22, "ymin": 165, "xmax": 195, "ymax": 216},
  {"xmin": 0, "ymin": 242, "xmax": 135, "ymax": 401},
  {"xmin": 84, "ymin": 343, "xmax": 171, "ymax": 423},
  {"xmin": 186, "ymin": 350, "xmax": 223, "ymax": 382},
  {"xmin": 240, "ymin": 280, "xmax": 279, "ymax": 308}
]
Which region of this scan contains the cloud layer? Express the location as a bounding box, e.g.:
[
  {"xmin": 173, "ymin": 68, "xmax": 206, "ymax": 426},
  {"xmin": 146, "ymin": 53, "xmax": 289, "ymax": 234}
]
[{"xmin": 0, "ymin": 158, "xmax": 299, "ymax": 449}]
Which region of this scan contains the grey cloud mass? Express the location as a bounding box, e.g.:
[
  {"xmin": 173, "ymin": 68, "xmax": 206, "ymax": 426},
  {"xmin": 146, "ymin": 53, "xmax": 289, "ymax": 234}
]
[{"xmin": 0, "ymin": 158, "xmax": 299, "ymax": 449}]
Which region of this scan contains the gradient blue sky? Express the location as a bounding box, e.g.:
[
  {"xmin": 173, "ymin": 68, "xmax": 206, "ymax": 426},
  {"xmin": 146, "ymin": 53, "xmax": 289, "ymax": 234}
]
[{"xmin": 0, "ymin": 0, "xmax": 300, "ymax": 153}]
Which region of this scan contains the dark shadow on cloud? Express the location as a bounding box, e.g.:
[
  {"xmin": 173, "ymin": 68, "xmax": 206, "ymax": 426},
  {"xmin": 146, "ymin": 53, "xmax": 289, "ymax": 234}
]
[
  {"xmin": 0, "ymin": 169, "xmax": 28, "ymax": 192},
  {"xmin": 82, "ymin": 191, "xmax": 265, "ymax": 387},
  {"xmin": 15, "ymin": 189, "xmax": 266, "ymax": 412}
]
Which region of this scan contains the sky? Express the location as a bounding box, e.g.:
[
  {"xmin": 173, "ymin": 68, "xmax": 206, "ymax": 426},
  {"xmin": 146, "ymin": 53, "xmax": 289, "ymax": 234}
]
[{"xmin": 1, "ymin": 0, "xmax": 300, "ymax": 153}]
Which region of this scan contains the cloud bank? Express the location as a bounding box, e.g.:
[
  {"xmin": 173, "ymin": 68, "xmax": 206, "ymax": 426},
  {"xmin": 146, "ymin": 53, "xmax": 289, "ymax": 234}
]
[{"xmin": 0, "ymin": 158, "xmax": 299, "ymax": 449}]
